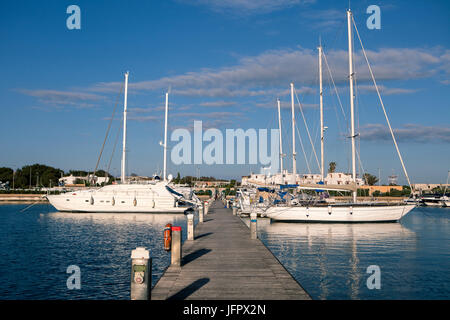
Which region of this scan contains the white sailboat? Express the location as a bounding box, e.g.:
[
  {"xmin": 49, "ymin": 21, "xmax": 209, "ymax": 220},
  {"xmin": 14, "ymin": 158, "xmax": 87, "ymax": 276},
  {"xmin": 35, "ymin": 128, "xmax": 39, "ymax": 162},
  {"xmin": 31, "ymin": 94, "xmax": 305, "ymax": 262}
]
[
  {"xmin": 47, "ymin": 72, "xmax": 194, "ymax": 213},
  {"xmin": 421, "ymin": 195, "xmax": 449, "ymax": 207},
  {"xmin": 422, "ymin": 171, "xmax": 450, "ymax": 207},
  {"xmin": 265, "ymin": 10, "xmax": 416, "ymax": 222},
  {"xmin": 236, "ymin": 188, "xmax": 271, "ymax": 216}
]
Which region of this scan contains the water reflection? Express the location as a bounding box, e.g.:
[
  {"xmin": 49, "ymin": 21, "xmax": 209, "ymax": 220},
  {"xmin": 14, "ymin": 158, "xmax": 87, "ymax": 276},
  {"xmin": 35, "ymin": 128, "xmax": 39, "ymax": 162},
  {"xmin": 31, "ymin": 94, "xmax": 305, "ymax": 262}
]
[
  {"xmin": 45, "ymin": 211, "xmax": 189, "ymax": 226},
  {"xmin": 0, "ymin": 206, "xmax": 194, "ymax": 299},
  {"xmin": 1, "ymin": 205, "xmax": 448, "ymax": 299},
  {"xmin": 255, "ymin": 219, "xmax": 417, "ymax": 299},
  {"xmin": 258, "ymin": 219, "xmax": 415, "ymax": 241}
]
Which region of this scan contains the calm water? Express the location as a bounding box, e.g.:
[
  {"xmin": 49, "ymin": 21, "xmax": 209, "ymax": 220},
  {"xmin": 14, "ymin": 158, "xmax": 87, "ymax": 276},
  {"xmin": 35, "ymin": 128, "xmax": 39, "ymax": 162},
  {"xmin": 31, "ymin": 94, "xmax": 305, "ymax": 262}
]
[
  {"xmin": 246, "ymin": 207, "xmax": 450, "ymax": 300},
  {"xmin": 0, "ymin": 204, "xmax": 192, "ymax": 299},
  {"xmin": 0, "ymin": 204, "xmax": 448, "ymax": 299}
]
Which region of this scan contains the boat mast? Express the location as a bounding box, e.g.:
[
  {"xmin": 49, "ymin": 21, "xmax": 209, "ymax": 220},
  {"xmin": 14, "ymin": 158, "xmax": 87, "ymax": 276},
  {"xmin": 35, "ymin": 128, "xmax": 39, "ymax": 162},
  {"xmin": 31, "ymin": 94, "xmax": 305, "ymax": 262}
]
[
  {"xmin": 163, "ymin": 92, "xmax": 169, "ymax": 181},
  {"xmin": 318, "ymin": 43, "xmax": 324, "ymax": 182},
  {"xmin": 277, "ymin": 98, "xmax": 284, "ymax": 174},
  {"xmin": 290, "ymin": 83, "xmax": 296, "ymax": 180},
  {"xmin": 347, "ymin": 10, "xmax": 357, "ymax": 202},
  {"xmin": 121, "ymin": 71, "xmax": 129, "ymax": 184}
]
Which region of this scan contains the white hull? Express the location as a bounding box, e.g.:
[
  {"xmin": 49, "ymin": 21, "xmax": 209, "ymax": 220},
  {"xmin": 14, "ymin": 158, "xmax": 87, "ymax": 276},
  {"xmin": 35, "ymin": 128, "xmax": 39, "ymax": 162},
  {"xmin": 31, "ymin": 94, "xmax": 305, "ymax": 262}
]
[
  {"xmin": 238, "ymin": 200, "xmax": 267, "ymax": 214},
  {"xmin": 422, "ymin": 195, "xmax": 449, "ymax": 208},
  {"xmin": 47, "ymin": 182, "xmax": 189, "ymax": 213},
  {"xmin": 265, "ymin": 204, "xmax": 415, "ymax": 222},
  {"xmin": 423, "ymin": 201, "xmax": 444, "ymax": 207}
]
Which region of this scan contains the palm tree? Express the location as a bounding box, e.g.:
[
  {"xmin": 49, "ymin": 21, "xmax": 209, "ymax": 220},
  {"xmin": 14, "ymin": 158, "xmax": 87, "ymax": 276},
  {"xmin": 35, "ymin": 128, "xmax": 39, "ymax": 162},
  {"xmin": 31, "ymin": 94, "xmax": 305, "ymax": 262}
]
[
  {"xmin": 363, "ymin": 173, "xmax": 379, "ymax": 186},
  {"xmin": 328, "ymin": 162, "xmax": 337, "ymax": 173}
]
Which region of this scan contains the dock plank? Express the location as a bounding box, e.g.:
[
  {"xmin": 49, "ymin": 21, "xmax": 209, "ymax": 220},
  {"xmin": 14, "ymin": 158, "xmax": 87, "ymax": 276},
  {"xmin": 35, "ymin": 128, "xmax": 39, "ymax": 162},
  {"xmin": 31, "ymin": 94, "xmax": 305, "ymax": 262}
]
[{"xmin": 152, "ymin": 200, "xmax": 311, "ymax": 300}]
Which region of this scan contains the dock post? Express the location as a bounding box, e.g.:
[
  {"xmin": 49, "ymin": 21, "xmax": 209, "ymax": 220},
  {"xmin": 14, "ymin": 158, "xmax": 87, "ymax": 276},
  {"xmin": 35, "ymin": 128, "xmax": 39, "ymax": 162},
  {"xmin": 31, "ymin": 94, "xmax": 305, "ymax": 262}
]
[
  {"xmin": 226, "ymin": 200, "xmax": 229, "ymax": 208},
  {"xmin": 171, "ymin": 226, "xmax": 182, "ymax": 267},
  {"xmin": 204, "ymin": 201, "xmax": 209, "ymax": 215},
  {"xmin": 232, "ymin": 206, "xmax": 237, "ymax": 216},
  {"xmin": 187, "ymin": 213, "xmax": 194, "ymax": 241},
  {"xmin": 130, "ymin": 247, "xmax": 151, "ymax": 300},
  {"xmin": 199, "ymin": 204, "xmax": 204, "ymax": 223},
  {"xmin": 250, "ymin": 212, "xmax": 257, "ymax": 239}
]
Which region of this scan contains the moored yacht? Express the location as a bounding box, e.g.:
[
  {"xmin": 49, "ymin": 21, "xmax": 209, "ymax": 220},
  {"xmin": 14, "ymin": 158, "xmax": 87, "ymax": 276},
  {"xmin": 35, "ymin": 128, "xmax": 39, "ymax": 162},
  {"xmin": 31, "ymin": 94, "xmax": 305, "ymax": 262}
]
[
  {"xmin": 421, "ymin": 195, "xmax": 450, "ymax": 207},
  {"xmin": 47, "ymin": 180, "xmax": 190, "ymax": 213},
  {"xmin": 265, "ymin": 10, "xmax": 416, "ymax": 222},
  {"xmin": 47, "ymin": 72, "xmax": 196, "ymax": 213}
]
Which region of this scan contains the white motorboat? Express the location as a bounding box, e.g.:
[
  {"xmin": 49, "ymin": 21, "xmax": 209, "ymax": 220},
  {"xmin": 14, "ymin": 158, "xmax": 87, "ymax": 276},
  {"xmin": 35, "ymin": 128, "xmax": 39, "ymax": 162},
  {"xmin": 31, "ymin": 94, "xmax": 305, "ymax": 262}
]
[
  {"xmin": 421, "ymin": 195, "xmax": 450, "ymax": 207},
  {"xmin": 422, "ymin": 172, "xmax": 450, "ymax": 207},
  {"xmin": 47, "ymin": 72, "xmax": 195, "ymax": 213},
  {"xmin": 46, "ymin": 181, "xmax": 189, "ymax": 213}
]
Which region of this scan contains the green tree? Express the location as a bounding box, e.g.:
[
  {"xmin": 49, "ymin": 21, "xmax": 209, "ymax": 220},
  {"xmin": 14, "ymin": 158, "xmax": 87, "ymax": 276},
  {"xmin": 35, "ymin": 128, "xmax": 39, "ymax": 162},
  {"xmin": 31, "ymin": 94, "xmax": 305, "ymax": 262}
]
[
  {"xmin": 357, "ymin": 188, "xmax": 369, "ymax": 196},
  {"xmin": 96, "ymin": 170, "xmax": 112, "ymax": 177},
  {"xmin": 390, "ymin": 188, "xmax": 403, "ymax": 197},
  {"xmin": 363, "ymin": 173, "xmax": 379, "ymax": 186},
  {"xmin": 69, "ymin": 170, "xmax": 88, "ymax": 176},
  {"xmin": 0, "ymin": 167, "xmax": 13, "ymax": 183},
  {"xmin": 74, "ymin": 178, "xmax": 86, "ymax": 185},
  {"xmin": 14, "ymin": 164, "xmax": 64, "ymax": 189},
  {"xmin": 402, "ymin": 185, "xmax": 411, "ymax": 196},
  {"xmin": 328, "ymin": 162, "xmax": 337, "ymax": 173}
]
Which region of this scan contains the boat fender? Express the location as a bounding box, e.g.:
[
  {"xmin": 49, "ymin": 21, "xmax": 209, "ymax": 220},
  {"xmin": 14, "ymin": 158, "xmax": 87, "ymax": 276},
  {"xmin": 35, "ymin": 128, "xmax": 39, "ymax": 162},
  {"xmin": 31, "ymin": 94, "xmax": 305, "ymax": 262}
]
[
  {"xmin": 152, "ymin": 200, "xmax": 155, "ymax": 208},
  {"xmin": 112, "ymin": 197, "xmax": 115, "ymax": 206},
  {"xmin": 90, "ymin": 196, "xmax": 94, "ymax": 205},
  {"xmin": 349, "ymin": 206, "xmax": 353, "ymax": 215},
  {"xmin": 163, "ymin": 223, "xmax": 172, "ymax": 251},
  {"xmin": 328, "ymin": 205, "xmax": 332, "ymax": 215},
  {"xmin": 133, "ymin": 198, "xmax": 137, "ymax": 206}
]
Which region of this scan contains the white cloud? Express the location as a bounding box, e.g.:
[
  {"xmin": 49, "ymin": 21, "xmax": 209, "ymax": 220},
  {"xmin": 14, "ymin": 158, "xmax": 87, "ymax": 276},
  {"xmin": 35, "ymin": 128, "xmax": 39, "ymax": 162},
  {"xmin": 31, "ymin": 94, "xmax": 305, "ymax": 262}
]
[
  {"xmin": 172, "ymin": 111, "xmax": 242, "ymax": 118},
  {"xmin": 127, "ymin": 115, "xmax": 161, "ymax": 122},
  {"xmin": 299, "ymin": 9, "xmax": 344, "ymax": 30},
  {"xmin": 360, "ymin": 123, "xmax": 450, "ymax": 143},
  {"xmin": 179, "ymin": 0, "xmax": 315, "ymax": 14},
  {"xmin": 18, "ymin": 89, "xmax": 105, "ymax": 108},
  {"xmin": 356, "ymin": 84, "xmax": 418, "ymax": 95},
  {"xmin": 88, "ymin": 47, "xmax": 446, "ymax": 100},
  {"xmin": 254, "ymin": 100, "xmax": 318, "ymax": 109},
  {"xmin": 21, "ymin": 47, "xmax": 448, "ymax": 108},
  {"xmin": 199, "ymin": 101, "xmax": 237, "ymax": 107}
]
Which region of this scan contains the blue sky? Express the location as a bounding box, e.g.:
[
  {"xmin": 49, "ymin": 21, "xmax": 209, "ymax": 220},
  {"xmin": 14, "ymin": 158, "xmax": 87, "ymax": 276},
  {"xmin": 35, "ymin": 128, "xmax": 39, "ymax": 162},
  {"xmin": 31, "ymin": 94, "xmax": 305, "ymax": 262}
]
[{"xmin": 0, "ymin": 0, "xmax": 449, "ymax": 184}]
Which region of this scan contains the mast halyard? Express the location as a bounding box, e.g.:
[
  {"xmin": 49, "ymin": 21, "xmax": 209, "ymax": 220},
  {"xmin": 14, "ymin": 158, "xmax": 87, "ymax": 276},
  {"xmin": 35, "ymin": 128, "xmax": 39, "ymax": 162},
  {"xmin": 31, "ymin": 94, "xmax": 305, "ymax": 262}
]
[
  {"xmin": 318, "ymin": 44, "xmax": 325, "ymax": 182},
  {"xmin": 163, "ymin": 92, "xmax": 169, "ymax": 181},
  {"xmin": 277, "ymin": 98, "xmax": 284, "ymax": 174},
  {"xmin": 351, "ymin": 15, "xmax": 414, "ymax": 193},
  {"xmin": 290, "ymin": 83, "xmax": 296, "ymax": 180},
  {"xmin": 347, "ymin": 10, "xmax": 357, "ymax": 202},
  {"xmin": 121, "ymin": 71, "xmax": 129, "ymax": 184}
]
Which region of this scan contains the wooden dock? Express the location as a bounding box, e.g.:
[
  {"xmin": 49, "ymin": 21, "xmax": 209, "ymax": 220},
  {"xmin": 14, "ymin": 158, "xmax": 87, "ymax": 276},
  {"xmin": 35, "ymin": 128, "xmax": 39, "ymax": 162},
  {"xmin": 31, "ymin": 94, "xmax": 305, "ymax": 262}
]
[{"xmin": 152, "ymin": 200, "xmax": 311, "ymax": 300}]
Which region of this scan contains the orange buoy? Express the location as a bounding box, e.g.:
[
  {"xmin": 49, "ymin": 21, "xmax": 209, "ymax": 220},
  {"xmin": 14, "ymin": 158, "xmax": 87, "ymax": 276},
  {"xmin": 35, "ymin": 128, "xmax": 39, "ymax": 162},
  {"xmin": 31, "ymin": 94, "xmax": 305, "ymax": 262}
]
[{"xmin": 163, "ymin": 223, "xmax": 172, "ymax": 251}]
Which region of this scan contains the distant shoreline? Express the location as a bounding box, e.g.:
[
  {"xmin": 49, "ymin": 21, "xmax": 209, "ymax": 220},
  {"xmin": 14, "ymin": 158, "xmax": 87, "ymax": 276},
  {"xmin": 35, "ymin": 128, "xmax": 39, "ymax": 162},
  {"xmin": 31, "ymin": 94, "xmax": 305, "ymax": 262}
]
[{"xmin": 0, "ymin": 194, "xmax": 48, "ymax": 203}]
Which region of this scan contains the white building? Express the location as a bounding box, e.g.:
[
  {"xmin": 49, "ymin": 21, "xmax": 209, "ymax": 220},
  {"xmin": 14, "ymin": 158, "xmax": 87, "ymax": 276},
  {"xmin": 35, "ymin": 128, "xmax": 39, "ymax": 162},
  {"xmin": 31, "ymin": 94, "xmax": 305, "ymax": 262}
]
[
  {"xmin": 241, "ymin": 171, "xmax": 364, "ymax": 187},
  {"xmin": 324, "ymin": 172, "xmax": 364, "ymax": 186},
  {"xmin": 59, "ymin": 174, "xmax": 110, "ymax": 186},
  {"xmin": 412, "ymin": 183, "xmax": 450, "ymax": 193},
  {"xmin": 241, "ymin": 171, "xmax": 298, "ymax": 186}
]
